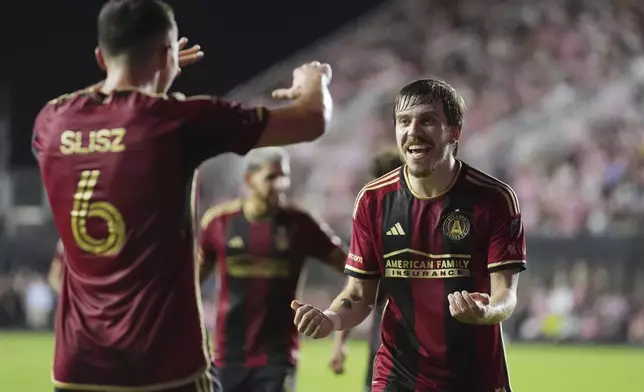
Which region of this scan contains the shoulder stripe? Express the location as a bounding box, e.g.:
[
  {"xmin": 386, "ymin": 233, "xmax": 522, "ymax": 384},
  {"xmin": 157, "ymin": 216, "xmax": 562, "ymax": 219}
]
[
  {"xmin": 465, "ymin": 170, "xmax": 519, "ymax": 215},
  {"xmin": 47, "ymin": 89, "xmax": 88, "ymax": 105},
  {"xmin": 352, "ymin": 171, "xmax": 400, "ymax": 219},
  {"xmin": 200, "ymin": 199, "xmax": 242, "ymax": 229},
  {"xmin": 364, "ymin": 167, "xmax": 400, "ymax": 188}
]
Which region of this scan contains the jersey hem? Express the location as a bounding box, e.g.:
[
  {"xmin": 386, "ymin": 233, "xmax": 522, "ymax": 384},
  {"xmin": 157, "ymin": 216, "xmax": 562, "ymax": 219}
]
[{"xmin": 52, "ymin": 365, "xmax": 208, "ymax": 391}]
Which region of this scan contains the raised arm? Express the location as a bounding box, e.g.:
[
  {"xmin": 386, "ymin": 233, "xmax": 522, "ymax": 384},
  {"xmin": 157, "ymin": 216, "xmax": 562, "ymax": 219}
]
[{"xmin": 254, "ymin": 61, "xmax": 333, "ymax": 147}]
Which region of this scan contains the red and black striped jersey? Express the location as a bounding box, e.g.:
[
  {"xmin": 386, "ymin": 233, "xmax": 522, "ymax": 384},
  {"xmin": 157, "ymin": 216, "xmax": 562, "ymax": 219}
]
[
  {"xmin": 199, "ymin": 200, "xmax": 342, "ymax": 367},
  {"xmin": 345, "ymin": 162, "xmax": 526, "ymax": 392}
]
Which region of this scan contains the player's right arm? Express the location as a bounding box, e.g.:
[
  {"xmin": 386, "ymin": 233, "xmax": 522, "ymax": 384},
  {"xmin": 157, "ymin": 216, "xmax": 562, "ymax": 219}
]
[
  {"xmin": 293, "ymin": 192, "xmax": 381, "ymax": 337},
  {"xmin": 177, "ymin": 62, "xmax": 332, "ymax": 167},
  {"xmin": 256, "ymin": 61, "xmax": 333, "ymax": 147}
]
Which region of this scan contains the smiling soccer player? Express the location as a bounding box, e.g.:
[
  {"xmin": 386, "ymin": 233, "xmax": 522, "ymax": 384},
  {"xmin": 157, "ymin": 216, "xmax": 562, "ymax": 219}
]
[{"xmin": 293, "ymin": 78, "xmax": 526, "ymax": 392}]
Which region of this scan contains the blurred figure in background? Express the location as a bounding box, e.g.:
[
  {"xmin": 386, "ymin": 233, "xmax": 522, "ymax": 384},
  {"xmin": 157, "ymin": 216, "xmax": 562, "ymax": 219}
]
[
  {"xmin": 328, "ymin": 148, "xmax": 403, "ymax": 390},
  {"xmin": 197, "ymin": 147, "xmax": 348, "ymax": 392},
  {"xmin": 48, "ymin": 240, "xmax": 64, "ymax": 294}
]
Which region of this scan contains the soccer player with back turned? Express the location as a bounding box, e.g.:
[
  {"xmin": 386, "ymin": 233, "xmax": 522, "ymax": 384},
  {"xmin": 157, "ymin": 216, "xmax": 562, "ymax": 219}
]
[
  {"xmin": 294, "ymin": 78, "xmax": 526, "ymax": 392},
  {"xmin": 197, "ymin": 148, "xmax": 348, "ymax": 392},
  {"xmin": 31, "ymin": 0, "xmax": 334, "ymax": 391}
]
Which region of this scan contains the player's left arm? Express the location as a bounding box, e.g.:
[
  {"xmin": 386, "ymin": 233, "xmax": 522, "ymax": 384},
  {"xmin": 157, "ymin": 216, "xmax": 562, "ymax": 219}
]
[
  {"xmin": 481, "ymin": 184, "xmax": 526, "ymax": 324},
  {"xmin": 449, "ymin": 186, "xmax": 526, "ymax": 325}
]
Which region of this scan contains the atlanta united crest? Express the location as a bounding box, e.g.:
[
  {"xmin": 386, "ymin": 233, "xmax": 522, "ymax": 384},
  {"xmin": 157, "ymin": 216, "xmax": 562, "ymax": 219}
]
[{"xmin": 442, "ymin": 212, "xmax": 471, "ymax": 241}]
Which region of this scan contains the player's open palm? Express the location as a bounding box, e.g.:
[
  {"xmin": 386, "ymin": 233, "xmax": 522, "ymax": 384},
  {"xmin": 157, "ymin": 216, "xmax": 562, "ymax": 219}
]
[
  {"xmin": 448, "ymin": 291, "xmax": 490, "ymax": 324},
  {"xmin": 176, "ymin": 37, "xmax": 204, "ymax": 75},
  {"xmin": 272, "ymin": 61, "xmax": 333, "ymax": 100},
  {"xmin": 291, "ymin": 300, "xmax": 333, "ymax": 339}
]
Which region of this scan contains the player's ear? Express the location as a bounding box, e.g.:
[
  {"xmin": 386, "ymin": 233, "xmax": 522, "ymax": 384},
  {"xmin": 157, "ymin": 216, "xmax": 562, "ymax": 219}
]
[
  {"xmin": 450, "ymin": 125, "xmax": 462, "ymax": 144},
  {"xmin": 95, "ymin": 47, "xmax": 107, "ymax": 72}
]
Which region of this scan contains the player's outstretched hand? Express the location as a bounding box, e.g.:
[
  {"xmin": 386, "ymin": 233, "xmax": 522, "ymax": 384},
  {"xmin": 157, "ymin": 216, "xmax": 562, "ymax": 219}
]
[
  {"xmin": 176, "ymin": 37, "xmax": 204, "ymax": 75},
  {"xmin": 272, "ymin": 61, "xmax": 332, "ymax": 100},
  {"xmin": 329, "ymin": 347, "xmax": 346, "ymax": 375},
  {"xmin": 448, "ymin": 291, "xmax": 490, "ymax": 324},
  {"xmin": 291, "ymin": 300, "xmax": 333, "ymax": 339}
]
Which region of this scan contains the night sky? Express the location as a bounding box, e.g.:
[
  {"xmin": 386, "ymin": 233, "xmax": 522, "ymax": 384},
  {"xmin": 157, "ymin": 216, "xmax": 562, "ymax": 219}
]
[{"xmin": 8, "ymin": 0, "xmax": 383, "ymax": 168}]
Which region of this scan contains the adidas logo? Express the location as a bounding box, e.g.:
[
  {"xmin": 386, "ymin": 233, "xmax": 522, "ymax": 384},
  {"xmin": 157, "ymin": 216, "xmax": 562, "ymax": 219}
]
[
  {"xmin": 228, "ymin": 236, "xmax": 244, "ymax": 248},
  {"xmin": 385, "ymin": 222, "xmax": 405, "ymax": 236}
]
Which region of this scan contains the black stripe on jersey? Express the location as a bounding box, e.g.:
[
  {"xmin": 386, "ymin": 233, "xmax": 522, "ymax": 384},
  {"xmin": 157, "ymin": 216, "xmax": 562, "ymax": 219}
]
[
  {"xmin": 380, "ymin": 188, "xmax": 419, "ymax": 390},
  {"xmin": 223, "ymin": 211, "xmax": 251, "ymax": 364},
  {"xmin": 261, "ymin": 211, "xmax": 296, "ymax": 365},
  {"xmin": 440, "ymin": 193, "xmax": 478, "ymax": 392}
]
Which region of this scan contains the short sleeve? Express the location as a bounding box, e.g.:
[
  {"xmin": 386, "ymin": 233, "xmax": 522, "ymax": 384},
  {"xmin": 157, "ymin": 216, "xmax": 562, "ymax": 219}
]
[
  {"xmin": 175, "ymin": 95, "xmax": 269, "ymax": 165},
  {"xmin": 298, "ymin": 212, "xmax": 342, "ymax": 261},
  {"xmin": 344, "ymin": 193, "xmax": 380, "ymax": 279},
  {"xmin": 487, "ymin": 190, "xmax": 527, "ymax": 273}
]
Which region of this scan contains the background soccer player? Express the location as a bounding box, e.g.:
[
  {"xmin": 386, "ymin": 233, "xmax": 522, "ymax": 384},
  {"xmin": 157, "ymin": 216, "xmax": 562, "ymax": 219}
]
[
  {"xmin": 327, "ymin": 149, "xmax": 403, "ymax": 389},
  {"xmin": 31, "ymin": 0, "xmax": 335, "ymax": 390},
  {"xmin": 292, "ymin": 78, "xmax": 526, "ymax": 392},
  {"xmin": 197, "ymin": 147, "xmax": 348, "ymax": 392}
]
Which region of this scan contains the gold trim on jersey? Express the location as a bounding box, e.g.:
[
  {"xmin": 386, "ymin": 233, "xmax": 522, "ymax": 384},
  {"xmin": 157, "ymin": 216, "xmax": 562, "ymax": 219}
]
[
  {"xmin": 383, "ymin": 249, "xmax": 471, "ymax": 259},
  {"xmin": 488, "ymin": 260, "xmax": 526, "ymax": 269},
  {"xmin": 345, "ymin": 265, "xmax": 380, "ymax": 276},
  {"xmin": 200, "ymin": 199, "xmax": 243, "ymax": 229},
  {"xmin": 403, "ymin": 161, "xmax": 462, "ymax": 200},
  {"xmin": 52, "ymin": 367, "xmax": 208, "ymax": 391},
  {"xmin": 48, "ymin": 87, "xmax": 170, "ymax": 106},
  {"xmin": 352, "ymin": 168, "xmax": 401, "ymax": 218},
  {"xmin": 464, "ymin": 168, "xmax": 520, "ymax": 216}
]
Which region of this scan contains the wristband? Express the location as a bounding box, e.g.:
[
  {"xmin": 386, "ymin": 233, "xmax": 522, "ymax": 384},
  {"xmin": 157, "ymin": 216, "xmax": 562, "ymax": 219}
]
[{"xmin": 323, "ymin": 310, "xmax": 341, "ymax": 331}]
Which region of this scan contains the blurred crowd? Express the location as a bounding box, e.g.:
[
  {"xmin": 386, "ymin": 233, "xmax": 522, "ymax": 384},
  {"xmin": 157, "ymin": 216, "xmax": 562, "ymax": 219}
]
[
  {"xmin": 226, "ymin": 0, "xmax": 644, "ymax": 239},
  {"xmin": 512, "ymin": 260, "xmax": 644, "ymax": 344}
]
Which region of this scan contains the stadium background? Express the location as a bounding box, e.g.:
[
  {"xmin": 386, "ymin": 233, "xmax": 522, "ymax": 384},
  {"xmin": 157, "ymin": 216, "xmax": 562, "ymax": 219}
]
[{"xmin": 1, "ymin": 0, "xmax": 644, "ymax": 391}]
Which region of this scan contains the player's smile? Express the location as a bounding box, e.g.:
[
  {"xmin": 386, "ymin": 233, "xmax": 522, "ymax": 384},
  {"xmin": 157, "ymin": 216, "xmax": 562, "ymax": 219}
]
[{"xmin": 406, "ymin": 144, "xmax": 432, "ymax": 160}]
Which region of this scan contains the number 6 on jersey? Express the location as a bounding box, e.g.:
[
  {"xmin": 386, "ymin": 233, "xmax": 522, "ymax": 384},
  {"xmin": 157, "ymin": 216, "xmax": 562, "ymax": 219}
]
[{"xmin": 71, "ymin": 170, "xmax": 126, "ymax": 256}]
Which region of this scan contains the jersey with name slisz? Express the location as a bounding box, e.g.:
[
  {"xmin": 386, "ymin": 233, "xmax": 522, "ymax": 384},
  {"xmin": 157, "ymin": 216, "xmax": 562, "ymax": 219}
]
[
  {"xmin": 32, "ymin": 89, "xmax": 268, "ymax": 390},
  {"xmin": 199, "ymin": 201, "xmax": 341, "ymax": 367},
  {"xmin": 345, "ymin": 163, "xmax": 526, "ymax": 392}
]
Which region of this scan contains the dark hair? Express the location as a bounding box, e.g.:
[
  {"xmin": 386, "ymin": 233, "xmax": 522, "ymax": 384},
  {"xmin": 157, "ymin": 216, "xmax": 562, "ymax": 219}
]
[
  {"xmin": 98, "ymin": 0, "xmax": 176, "ymax": 61},
  {"xmin": 393, "ymin": 77, "xmax": 467, "ymax": 155},
  {"xmin": 370, "ymin": 149, "xmax": 403, "ymax": 178}
]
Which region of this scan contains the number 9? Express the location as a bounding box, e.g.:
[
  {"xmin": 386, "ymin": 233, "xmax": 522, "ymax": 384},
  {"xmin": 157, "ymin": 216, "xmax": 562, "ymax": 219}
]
[{"xmin": 70, "ymin": 170, "xmax": 126, "ymax": 256}]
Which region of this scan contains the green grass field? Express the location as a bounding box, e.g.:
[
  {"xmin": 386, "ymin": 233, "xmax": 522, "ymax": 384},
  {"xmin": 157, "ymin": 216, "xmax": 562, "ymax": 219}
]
[{"xmin": 0, "ymin": 332, "xmax": 641, "ymax": 391}]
